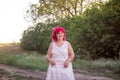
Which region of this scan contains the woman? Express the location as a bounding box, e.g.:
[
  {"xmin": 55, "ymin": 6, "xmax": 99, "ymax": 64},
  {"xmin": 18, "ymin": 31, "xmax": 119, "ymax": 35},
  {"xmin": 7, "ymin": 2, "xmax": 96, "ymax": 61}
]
[{"xmin": 46, "ymin": 26, "xmax": 75, "ymax": 80}]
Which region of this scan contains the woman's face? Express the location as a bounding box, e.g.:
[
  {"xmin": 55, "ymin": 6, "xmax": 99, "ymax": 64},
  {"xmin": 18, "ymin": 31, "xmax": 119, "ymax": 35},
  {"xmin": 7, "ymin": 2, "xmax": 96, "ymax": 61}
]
[{"xmin": 56, "ymin": 31, "xmax": 64, "ymax": 41}]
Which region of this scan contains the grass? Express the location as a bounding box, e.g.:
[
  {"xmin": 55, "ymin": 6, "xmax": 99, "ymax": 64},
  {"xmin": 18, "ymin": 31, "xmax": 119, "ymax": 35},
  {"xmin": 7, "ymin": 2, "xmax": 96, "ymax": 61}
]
[
  {"xmin": 0, "ymin": 44, "xmax": 48, "ymax": 71},
  {"xmin": 0, "ymin": 53, "xmax": 48, "ymax": 71},
  {"xmin": 0, "ymin": 44, "xmax": 120, "ymax": 79},
  {"xmin": 73, "ymin": 58, "xmax": 120, "ymax": 80}
]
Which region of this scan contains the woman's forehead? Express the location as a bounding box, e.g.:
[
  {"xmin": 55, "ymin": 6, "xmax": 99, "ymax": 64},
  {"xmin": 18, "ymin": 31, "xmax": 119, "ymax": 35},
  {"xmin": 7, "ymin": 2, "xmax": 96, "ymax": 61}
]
[{"xmin": 56, "ymin": 31, "xmax": 64, "ymax": 33}]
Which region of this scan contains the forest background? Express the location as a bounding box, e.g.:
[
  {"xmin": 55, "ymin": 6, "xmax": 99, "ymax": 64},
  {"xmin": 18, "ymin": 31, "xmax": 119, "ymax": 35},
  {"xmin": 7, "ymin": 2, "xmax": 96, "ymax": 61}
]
[
  {"xmin": 0, "ymin": 0, "xmax": 120, "ymax": 79},
  {"xmin": 21, "ymin": 0, "xmax": 120, "ymax": 60}
]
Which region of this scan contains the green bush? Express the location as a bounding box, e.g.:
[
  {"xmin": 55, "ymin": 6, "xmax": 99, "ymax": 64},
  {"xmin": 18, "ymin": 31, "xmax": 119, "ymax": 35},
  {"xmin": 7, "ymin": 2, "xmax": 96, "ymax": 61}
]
[
  {"xmin": 20, "ymin": 0, "xmax": 120, "ymax": 59},
  {"xmin": 20, "ymin": 23, "xmax": 52, "ymax": 54}
]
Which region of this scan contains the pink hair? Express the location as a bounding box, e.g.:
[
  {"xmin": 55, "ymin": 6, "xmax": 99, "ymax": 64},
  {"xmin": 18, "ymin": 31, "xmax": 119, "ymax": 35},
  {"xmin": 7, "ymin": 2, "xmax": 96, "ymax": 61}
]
[{"xmin": 52, "ymin": 26, "xmax": 66, "ymax": 42}]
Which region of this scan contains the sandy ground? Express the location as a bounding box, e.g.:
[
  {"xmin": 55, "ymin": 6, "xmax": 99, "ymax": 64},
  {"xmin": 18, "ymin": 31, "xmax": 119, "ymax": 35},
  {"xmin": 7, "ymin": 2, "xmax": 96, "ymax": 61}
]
[{"xmin": 0, "ymin": 64, "xmax": 113, "ymax": 80}]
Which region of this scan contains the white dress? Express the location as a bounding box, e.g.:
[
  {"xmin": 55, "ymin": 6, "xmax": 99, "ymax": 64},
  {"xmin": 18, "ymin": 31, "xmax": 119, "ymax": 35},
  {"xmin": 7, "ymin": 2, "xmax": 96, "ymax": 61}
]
[{"xmin": 46, "ymin": 41, "xmax": 75, "ymax": 80}]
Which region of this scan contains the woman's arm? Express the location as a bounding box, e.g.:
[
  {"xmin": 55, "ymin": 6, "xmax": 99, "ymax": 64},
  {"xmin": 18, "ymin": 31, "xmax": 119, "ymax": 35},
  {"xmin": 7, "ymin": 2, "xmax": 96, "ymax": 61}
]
[
  {"xmin": 64, "ymin": 42, "xmax": 75, "ymax": 68},
  {"xmin": 46, "ymin": 43, "xmax": 56, "ymax": 66}
]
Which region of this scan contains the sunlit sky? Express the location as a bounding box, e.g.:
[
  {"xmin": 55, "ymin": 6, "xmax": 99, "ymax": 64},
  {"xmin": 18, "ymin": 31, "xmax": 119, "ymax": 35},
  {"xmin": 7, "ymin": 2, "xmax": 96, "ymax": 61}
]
[{"xmin": 0, "ymin": 0, "xmax": 38, "ymax": 43}]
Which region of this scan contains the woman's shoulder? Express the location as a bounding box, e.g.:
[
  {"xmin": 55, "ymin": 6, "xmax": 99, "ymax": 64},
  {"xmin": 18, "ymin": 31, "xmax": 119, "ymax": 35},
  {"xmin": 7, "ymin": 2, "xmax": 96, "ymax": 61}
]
[
  {"xmin": 65, "ymin": 41, "xmax": 71, "ymax": 45},
  {"xmin": 49, "ymin": 42, "xmax": 56, "ymax": 47},
  {"xmin": 65, "ymin": 41, "xmax": 73, "ymax": 49},
  {"xmin": 49, "ymin": 42, "xmax": 54, "ymax": 46},
  {"xmin": 50, "ymin": 42, "xmax": 55, "ymax": 45}
]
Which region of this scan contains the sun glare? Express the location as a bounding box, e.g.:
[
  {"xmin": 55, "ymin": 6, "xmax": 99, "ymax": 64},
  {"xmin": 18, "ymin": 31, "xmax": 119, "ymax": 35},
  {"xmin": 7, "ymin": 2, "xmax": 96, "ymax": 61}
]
[{"xmin": 0, "ymin": 0, "xmax": 38, "ymax": 43}]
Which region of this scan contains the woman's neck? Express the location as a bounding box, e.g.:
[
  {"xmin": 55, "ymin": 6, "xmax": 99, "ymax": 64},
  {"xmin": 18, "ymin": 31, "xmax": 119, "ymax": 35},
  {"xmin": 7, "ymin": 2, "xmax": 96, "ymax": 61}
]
[
  {"xmin": 57, "ymin": 40, "xmax": 64, "ymax": 43},
  {"xmin": 55, "ymin": 40, "xmax": 65, "ymax": 47}
]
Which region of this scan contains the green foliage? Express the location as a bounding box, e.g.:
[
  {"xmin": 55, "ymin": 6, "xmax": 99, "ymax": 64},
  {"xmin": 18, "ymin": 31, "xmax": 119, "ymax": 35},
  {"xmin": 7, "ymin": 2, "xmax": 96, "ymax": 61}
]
[
  {"xmin": 26, "ymin": 0, "xmax": 103, "ymax": 22},
  {"xmin": 27, "ymin": 0, "xmax": 82, "ymax": 22},
  {"xmin": 20, "ymin": 23, "xmax": 52, "ymax": 54},
  {"xmin": 21, "ymin": 0, "xmax": 120, "ymax": 59},
  {"xmin": 0, "ymin": 53, "xmax": 120, "ymax": 79},
  {"xmin": 0, "ymin": 53, "xmax": 48, "ymax": 71},
  {"xmin": 75, "ymin": 0, "xmax": 120, "ymax": 59}
]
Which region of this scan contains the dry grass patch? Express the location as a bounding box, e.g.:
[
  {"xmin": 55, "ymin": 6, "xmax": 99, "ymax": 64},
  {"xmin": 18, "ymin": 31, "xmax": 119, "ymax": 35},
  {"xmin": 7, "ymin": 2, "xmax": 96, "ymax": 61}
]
[{"xmin": 0, "ymin": 43, "xmax": 23, "ymax": 55}]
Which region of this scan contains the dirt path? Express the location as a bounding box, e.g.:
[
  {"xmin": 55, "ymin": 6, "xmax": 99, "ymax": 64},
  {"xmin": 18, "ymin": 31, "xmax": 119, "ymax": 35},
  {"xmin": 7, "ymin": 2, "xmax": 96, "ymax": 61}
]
[{"xmin": 0, "ymin": 64, "xmax": 113, "ymax": 80}]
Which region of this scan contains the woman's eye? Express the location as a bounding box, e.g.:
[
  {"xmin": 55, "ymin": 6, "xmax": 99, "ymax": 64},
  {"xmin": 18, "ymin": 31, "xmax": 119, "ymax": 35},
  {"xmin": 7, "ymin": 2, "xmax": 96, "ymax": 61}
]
[
  {"xmin": 56, "ymin": 33, "xmax": 59, "ymax": 34},
  {"xmin": 57, "ymin": 32, "xmax": 64, "ymax": 34}
]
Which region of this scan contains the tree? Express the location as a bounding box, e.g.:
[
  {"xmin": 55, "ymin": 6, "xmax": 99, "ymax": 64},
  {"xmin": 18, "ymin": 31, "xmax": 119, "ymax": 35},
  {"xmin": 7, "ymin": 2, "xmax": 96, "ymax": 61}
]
[
  {"xmin": 76, "ymin": 0, "xmax": 120, "ymax": 59},
  {"xmin": 20, "ymin": 23, "xmax": 52, "ymax": 54},
  {"xmin": 25, "ymin": 0, "xmax": 106, "ymax": 23}
]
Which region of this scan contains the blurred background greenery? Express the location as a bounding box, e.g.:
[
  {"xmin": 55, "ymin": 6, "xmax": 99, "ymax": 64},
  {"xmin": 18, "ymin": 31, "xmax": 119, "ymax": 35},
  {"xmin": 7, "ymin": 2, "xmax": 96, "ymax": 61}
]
[{"xmin": 0, "ymin": 0, "xmax": 120, "ymax": 79}]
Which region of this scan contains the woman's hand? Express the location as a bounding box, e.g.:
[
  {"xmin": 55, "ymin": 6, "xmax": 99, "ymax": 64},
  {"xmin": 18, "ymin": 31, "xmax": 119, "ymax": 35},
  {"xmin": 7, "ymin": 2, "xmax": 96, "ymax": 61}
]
[
  {"xmin": 64, "ymin": 61, "xmax": 70, "ymax": 68},
  {"xmin": 50, "ymin": 60, "xmax": 56, "ymax": 66}
]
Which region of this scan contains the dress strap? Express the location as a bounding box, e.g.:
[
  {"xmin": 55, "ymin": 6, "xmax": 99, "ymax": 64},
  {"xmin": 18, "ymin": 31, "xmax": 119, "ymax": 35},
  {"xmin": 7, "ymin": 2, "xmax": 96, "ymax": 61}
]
[
  {"xmin": 51, "ymin": 42, "xmax": 55, "ymax": 48},
  {"xmin": 64, "ymin": 41, "xmax": 68, "ymax": 49}
]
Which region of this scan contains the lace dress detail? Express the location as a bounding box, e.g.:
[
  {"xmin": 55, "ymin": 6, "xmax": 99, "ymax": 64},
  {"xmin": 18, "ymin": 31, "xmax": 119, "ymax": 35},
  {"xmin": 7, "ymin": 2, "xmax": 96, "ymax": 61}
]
[{"xmin": 46, "ymin": 41, "xmax": 75, "ymax": 80}]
